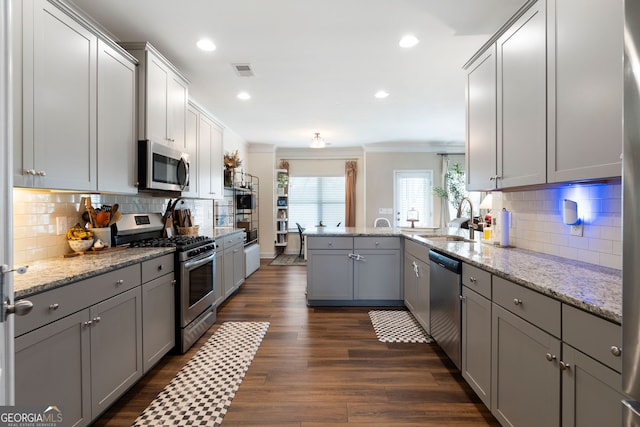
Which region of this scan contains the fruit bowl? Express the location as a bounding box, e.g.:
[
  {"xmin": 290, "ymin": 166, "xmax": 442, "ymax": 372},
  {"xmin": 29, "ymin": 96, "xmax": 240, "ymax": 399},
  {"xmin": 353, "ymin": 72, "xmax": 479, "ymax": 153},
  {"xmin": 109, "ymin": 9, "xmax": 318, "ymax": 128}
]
[{"xmin": 68, "ymin": 239, "xmax": 94, "ymax": 253}]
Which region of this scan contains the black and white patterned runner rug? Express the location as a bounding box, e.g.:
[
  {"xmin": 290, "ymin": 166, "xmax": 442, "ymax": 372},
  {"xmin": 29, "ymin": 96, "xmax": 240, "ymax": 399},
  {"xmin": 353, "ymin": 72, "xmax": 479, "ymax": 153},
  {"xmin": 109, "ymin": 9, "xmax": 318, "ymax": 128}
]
[
  {"xmin": 369, "ymin": 310, "xmax": 432, "ymax": 343},
  {"xmin": 133, "ymin": 321, "xmax": 269, "ymax": 426}
]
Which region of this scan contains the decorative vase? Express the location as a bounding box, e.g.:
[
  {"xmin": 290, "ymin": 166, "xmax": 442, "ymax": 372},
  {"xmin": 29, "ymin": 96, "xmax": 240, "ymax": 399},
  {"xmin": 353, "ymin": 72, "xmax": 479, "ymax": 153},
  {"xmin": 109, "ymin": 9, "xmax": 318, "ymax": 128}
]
[{"xmin": 224, "ymin": 169, "xmax": 233, "ymax": 187}]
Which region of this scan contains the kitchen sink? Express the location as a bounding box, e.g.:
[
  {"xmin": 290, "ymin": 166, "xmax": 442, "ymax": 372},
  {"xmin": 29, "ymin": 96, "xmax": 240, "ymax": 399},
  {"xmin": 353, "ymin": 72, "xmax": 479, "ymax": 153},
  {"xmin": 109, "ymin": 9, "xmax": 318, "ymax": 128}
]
[{"xmin": 420, "ymin": 234, "xmax": 475, "ymax": 243}]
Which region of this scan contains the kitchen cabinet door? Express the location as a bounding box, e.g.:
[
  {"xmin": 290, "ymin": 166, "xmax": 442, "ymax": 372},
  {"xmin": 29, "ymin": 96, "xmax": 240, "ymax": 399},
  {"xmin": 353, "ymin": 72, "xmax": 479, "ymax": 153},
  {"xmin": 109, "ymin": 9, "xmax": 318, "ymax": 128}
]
[
  {"xmin": 354, "ymin": 249, "xmax": 401, "ymax": 301},
  {"xmin": 15, "ymin": 309, "xmax": 91, "ymax": 427},
  {"xmin": 461, "ymin": 286, "xmax": 492, "ymax": 408},
  {"xmin": 145, "ymin": 54, "xmax": 170, "ymax": 144},
  {"xmin": 232, "ymin": 241, "xmax": 246, "ymax": 289},
  {"xmin": 547, "ymin": 0, "xmax": 623, "ymax": 182},
  {"xmin": 465, "ymin": 46, "xmax": 497, "ymax": 191},
  {"xmin": 90, "ymin": 287, "xmax": 143, "ymax": 418},
  {"xmin": 182, "ymin": 103, "xmax": 199, "ymax": 198},
  {"xmin": 21, "ymin": 0, "xmax": 97, "ymax": 190},
  {"xmin": 491, "ymin": 303, "xmax": 561, "ymax": 427},
  {"xmin": 142, "ymin": 273, "xmax": 175, "ymax": 373},
  {"xmin": 496, "ymin": 1, "xmax": 547, "ymax": 188},
  {"xmin": 97, "ymin": 39, "xmax": 137, "ymax": 194},
  {"xmin": 307, "ymin": 250, "xmax": 354, "ymax": 301},
  {"xmin": 198, "ymin": 112, "xmax": 224, "ymax": 199},
  {"xmin": 168, "ymin": 74, "xmax": 188, "ymax": 151},
  {"xmin": 404, "ymin": 253, "xmax": 419, "ymax": 315},
  {"xmin": 214, "ymin": 249, "xmax": 224, "ymax": 306},
  {"xmin": 561, "ymin": 344, "xmax": 624, "ymax": 427}
]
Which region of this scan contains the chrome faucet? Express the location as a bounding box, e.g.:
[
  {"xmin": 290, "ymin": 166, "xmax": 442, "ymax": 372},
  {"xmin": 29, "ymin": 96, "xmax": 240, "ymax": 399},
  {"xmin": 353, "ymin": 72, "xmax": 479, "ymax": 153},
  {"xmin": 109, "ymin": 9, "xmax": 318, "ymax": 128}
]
[{"xmin": 456, "ymin": 197, "xmax": 477, "ymax": 239}]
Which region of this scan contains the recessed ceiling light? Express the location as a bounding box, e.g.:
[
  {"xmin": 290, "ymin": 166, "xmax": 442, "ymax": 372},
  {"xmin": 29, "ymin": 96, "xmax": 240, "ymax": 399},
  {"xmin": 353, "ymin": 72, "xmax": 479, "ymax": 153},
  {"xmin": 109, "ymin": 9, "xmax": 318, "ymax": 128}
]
[
  {"xmin": 399, "ymin": 34, "xmax": 419, "ymax": 48},
  {"xmin": 237, "ymin": 92, "xmax": 251, "ymax": 100},
  {"xmin": 375, "ymin": 90, "xmax": 390, "ymax": 99},
  {"xmin": 196, "ymin": 39, "xmax": 216, "ymax": 52}
]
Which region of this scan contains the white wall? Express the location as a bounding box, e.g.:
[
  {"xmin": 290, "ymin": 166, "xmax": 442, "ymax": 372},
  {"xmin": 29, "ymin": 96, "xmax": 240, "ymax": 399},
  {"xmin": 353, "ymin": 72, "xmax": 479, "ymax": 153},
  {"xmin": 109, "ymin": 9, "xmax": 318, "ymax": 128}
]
[
  {"xmin": 364, "ymin": 151, "xmax": 446, "ymax": 228},
  {"xmin": 247, "ymin": 144, "xmax": 276, "ymax": 258}
]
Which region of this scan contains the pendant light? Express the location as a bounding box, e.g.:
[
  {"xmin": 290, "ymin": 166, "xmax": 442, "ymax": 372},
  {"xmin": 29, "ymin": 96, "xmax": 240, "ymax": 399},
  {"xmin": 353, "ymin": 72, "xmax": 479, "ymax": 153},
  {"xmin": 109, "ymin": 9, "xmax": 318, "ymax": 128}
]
[{"xmin": 310, "ymin": 132, "xmax": 326, "ymax": 149}]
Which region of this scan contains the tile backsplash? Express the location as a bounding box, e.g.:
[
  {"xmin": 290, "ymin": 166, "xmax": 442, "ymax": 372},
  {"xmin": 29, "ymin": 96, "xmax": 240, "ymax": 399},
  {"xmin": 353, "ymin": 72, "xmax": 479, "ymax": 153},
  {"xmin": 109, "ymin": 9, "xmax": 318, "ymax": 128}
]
[
  {"xmin": 491, "ymin": 182, "xmax": 622, "ymax": 270},
  {"xmin": 13, "ymin": 189, "xmax": 216, "ymax": 264}
]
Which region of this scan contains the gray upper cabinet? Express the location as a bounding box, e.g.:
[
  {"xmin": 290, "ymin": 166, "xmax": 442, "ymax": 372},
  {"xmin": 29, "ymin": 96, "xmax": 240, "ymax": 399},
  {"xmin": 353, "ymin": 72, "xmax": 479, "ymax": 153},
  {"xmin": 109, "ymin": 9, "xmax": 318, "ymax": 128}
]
[
  {"xmin": 97, "ymin": 39, "xmax": 137, "ymax": 194},
  {"xmin": 120, "ymin": 42, "xmax": 189, "ymax": 150},
  {"xmin": 497, "ymin": 0, "xmax": 547, "ymax": 188},
  {"xmin": 465, "ymin": 46, "xmax": 497, "ymax": 191},
  {"xmin": 547, "ymin": 0, "xmax": 623, "ymax": 182},
  {"xmin": 19, "ymin": 0, "xmax": 97, "ymax": 191},
  {"xmin": 15, "ymin": 0, "xmax": 137, "ymax": 193}
]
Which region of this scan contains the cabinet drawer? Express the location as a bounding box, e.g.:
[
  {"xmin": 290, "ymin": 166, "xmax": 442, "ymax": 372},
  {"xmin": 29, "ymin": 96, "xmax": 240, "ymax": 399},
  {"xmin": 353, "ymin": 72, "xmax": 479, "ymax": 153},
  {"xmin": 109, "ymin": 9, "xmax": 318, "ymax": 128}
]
[
  {"xmin": 307, "ymin": 237, "xmax": 353, "ymax": 250},
  {"xmin": 405, "ymin": 239, "xmax": 428, "ymax": 260},
  {"xmin": 220, "ymin": 232, "xmax": 244, "ymax": 248},
  {"xmin": 493, "ymin": 276, "xmax": 561, "ymax": 337},
  {"xmin": 354, "ymin": 237, "xmax": 400, "ymax": 250},
  {"xmin": 462, "ymin": 263, "xmax": 491, "ymax": 299},
  {"xmin": 16, "ymin": 264, "xmax": 141, "ymax": 337},
  {"xmin": 141, "ymin": 253, "xmax": 174, "ymax": 283},
  {"xmin": 563, "ymin": 304, "xmax": 622, "ymax": 372}
]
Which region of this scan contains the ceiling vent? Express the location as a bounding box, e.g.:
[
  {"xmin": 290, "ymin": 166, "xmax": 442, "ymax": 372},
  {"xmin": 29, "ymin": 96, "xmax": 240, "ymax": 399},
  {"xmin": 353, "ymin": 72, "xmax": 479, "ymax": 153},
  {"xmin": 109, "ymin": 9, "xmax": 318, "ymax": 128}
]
[{"xmin": 232, "ymin": 63, "xmax": 255, "ymax": 77}]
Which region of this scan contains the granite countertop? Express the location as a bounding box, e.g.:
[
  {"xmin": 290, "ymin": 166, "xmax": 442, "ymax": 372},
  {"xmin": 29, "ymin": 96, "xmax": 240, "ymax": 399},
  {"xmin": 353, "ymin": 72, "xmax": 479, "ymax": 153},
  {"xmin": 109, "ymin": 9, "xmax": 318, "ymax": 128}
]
[
  {"xmin": 14, "ymin": 247, "xmax": 175, "ymax": 299},
  {"xmin": 305, "ymin": 227, "xmax": 622, "ymax": 324},
  {"xmin": 212, "ymin": 227, "xmax": 245, "ymax": 239}
]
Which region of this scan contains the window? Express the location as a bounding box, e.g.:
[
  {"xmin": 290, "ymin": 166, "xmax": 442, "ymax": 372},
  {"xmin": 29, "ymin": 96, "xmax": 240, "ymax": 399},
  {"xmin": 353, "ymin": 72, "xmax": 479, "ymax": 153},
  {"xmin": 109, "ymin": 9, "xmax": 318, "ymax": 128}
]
[
  {"xmin": 394, "ymin": 170, "xmax": 433, "ymax": 228},
  {"xmin": 289, "ymin": 176, "xmax": 345, "ymax": 228}
]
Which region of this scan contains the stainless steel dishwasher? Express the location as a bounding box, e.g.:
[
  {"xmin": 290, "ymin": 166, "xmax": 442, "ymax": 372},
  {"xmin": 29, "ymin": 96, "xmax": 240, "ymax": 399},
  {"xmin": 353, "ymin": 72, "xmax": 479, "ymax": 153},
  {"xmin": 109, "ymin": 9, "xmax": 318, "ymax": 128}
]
[{"xmin": 429, "ymin": 249, "xmax": 462, "ymax": 369}]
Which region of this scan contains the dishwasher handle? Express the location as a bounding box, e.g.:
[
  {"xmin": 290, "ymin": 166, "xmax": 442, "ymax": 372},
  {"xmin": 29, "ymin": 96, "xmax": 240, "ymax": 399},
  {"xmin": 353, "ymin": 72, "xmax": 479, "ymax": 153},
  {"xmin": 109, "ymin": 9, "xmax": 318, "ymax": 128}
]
[{"xmin": 428, "ymin": 250, "xmax": 461, "ymax": 273}]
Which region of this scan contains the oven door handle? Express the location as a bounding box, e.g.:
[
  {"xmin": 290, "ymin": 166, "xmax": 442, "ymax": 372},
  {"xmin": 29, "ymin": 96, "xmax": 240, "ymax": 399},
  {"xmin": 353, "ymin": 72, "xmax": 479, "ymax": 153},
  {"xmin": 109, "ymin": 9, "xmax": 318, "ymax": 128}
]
[{"xmin": 183, "ymin": 251, "xmax": 215, "ymax": 270}]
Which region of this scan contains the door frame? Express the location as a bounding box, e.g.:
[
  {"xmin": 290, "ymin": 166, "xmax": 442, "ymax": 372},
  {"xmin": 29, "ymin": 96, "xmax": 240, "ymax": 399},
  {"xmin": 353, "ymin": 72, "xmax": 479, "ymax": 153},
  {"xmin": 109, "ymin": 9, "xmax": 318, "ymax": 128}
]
[{"xmin": 0, "ymin": 0, "xmax": 15, "ymax": 404}]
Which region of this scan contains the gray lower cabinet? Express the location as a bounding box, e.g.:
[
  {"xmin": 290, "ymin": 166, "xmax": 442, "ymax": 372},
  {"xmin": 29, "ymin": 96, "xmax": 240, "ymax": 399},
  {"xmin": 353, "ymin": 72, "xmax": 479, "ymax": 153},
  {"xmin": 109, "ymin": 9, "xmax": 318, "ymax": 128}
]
[
  {"xmin": 461, "ymin": 285, "xmax": 491, "ymax": 408},
  {"xmin": 354, "ymin": 249, "xmax": 401, "ymax": 300},
  {"xmin": 307, "ymin": 236, "xmax": 402, "ymax": 304},
  {"xmin": 142, "ymin": 273, "xmax": 175, "ymax": 373},
  {"xmin": 90, "ymin": 286, "xmax": 143, "ymax": 417},
  {"xmin": 14, "ymin": 254, "xmax": 173, "ymax": 425},
  {"xmin": 16, "ymin": 309, "xmax": 91, "ymax": 427},
  {"xmin": 403, "ymin": 240, "xmax": 429, "ymax": 332},
  {"xmin": 307, "ymin": 249, "xmax": 353, "ymax": 300},
  {"xmin": 222, "ymin": 232, "xmax": 245, "ymax": 298},
  {"xmin": 561, "ymin": 344, "xmax": 624, "ymax": 427},
  {"xmin": 214, "ymin": 249, "xmax": 224, "ymax": 306},
  {"xmin": 141, "ymin": 253, "xmax": 175, "ymax": 373},
  {"xmin": 491, "ymin": 303, "xmax": 561, "ymax": 427}
]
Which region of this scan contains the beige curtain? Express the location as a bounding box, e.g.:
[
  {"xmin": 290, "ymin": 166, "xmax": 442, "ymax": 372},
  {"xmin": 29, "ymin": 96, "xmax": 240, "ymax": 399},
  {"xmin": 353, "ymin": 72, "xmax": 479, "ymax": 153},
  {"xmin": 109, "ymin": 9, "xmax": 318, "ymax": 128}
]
[
  {"xmin": 345, "ymin": 161, "xmax": 357, "ymax": 227},
  {"xmin": 278, "ymin": 160, "xmax": 289, "ymax": 171}
]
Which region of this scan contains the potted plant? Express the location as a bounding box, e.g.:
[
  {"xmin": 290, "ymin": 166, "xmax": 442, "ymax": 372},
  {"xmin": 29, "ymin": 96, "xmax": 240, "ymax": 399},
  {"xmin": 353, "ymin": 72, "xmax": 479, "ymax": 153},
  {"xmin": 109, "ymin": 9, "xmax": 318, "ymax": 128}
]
[
  {"xmin": 277, "ymin": 173, "xmax": 288, "ymax": 195},
  {"xmin": 433, "ymin": 162, "xmax": 468, "ymax": 215}
]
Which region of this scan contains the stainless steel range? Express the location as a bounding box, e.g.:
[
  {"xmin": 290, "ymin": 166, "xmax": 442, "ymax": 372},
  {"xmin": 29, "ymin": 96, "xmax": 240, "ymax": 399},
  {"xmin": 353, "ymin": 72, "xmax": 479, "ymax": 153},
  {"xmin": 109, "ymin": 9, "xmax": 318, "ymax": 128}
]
[{"xmin": 113, "ymin": 213, "xmax": 217, "ymax": 353}]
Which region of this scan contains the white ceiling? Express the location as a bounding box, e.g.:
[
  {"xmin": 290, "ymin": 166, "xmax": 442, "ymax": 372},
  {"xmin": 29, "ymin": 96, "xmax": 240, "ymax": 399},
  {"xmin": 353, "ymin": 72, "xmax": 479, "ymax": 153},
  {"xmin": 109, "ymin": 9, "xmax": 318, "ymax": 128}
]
[{"xmin": 69, "ymin": 0, "xmax": 525, "ymax": 150}]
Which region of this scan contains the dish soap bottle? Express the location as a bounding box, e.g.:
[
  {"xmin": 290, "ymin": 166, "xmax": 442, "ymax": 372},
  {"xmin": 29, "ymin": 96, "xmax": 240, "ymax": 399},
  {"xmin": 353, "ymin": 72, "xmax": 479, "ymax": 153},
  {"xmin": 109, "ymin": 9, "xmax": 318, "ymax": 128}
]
[{"xmin": 483, "ymin": 221, "xmax": 492, "ymax": 241}]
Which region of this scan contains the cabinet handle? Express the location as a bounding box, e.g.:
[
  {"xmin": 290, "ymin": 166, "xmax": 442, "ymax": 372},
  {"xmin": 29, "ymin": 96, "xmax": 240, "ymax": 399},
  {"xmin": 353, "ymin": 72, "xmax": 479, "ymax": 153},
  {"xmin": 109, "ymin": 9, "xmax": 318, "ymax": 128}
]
[
  {"xmin": 171, "ymin": 280, "xmax": 176, "ymax": 286},
  {"xmin": 36, "ymin": 170, "xmax": 46, "ymax": 176},
  {"xmin": 611, "ymin": 346, "xmax": 622, "ymax": 357},
  {"xmin": 93, "ymin": 316, "xmax": 101, "ymax": 323},
  {"xmin": 25, "ymin": 169, "xmax": 35, "ymax": 175},
  {"xmin": 469, "ymin": 276, "xmax": 477, "ymax": 283},
  {"xmin": 513, "ymin": 298, "xmax": 523, "ymax": 306},
  {"xmin": 559, "ymin": 361, "xmax": 571, "ymax": 370},
  {"xmin": 328, "ymin": 242, "xmax": 333, "ymax": 246},
  {"xmin": 375, "ymin": 241, "xmax": 380, "ymax": 246},
  {"xmin": 545, "ymin": 353, "xmax": 556, "ymax": 362},
  {"xmin": 83, "ymin": 320, "xmax": 92, "ymax": 327},
  {"xmin": 459, "ymin": 295, "xmax": 465, "ymax": 301},
  {"xmin": 115, "ymin": 279, "xmax": 124, "ymax": 286},
  {"xmin": 49, "ymin": 303, "xmax": 60, "ymax": 310},
  {"xmin": 157, "ymin": 265, "xmax": 164, "ymax": 271}
]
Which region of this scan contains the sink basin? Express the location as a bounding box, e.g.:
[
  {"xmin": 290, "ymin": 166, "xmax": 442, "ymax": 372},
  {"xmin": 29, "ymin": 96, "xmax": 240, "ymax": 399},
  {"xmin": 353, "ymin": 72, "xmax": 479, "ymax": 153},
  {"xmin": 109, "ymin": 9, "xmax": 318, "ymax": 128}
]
[{"xmin": 420, "ymin": 234, "xmax": 474, "ymax": 243}]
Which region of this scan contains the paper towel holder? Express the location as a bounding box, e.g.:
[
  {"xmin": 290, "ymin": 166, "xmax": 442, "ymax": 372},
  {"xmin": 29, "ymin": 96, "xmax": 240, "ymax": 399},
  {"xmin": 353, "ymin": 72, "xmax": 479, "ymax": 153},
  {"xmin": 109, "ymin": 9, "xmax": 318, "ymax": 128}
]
[{"xmin": 562, "ymin": 199, "xmax": 580, "ymax": 225}]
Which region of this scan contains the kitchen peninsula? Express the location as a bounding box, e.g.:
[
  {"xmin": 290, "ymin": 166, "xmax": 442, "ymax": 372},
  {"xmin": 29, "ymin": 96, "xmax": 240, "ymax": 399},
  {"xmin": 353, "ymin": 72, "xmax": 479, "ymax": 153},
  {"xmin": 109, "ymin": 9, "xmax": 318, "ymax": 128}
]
[
  {"xmin": 306, "ymin": 226, "xmax": 624, "ymax": 426},
  {"xmin": 305, "ymin": 227, "xmax": 622, "ymax": 322}
]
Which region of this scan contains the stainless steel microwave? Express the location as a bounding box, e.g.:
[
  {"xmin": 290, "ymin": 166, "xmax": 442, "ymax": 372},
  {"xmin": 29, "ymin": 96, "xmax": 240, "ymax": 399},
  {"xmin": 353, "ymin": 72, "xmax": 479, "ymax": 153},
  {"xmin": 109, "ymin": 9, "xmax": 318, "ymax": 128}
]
[{"xmin": 138, "ymin": 140, "xmax": 190, "ymax": 193}]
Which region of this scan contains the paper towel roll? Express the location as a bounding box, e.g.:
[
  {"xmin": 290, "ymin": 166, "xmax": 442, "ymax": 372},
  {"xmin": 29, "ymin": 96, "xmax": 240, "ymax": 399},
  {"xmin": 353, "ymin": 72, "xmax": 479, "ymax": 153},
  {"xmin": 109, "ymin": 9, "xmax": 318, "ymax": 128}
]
[{"xmin": 500, "ymin": 209, "xmax": 510, "ymax": 247}]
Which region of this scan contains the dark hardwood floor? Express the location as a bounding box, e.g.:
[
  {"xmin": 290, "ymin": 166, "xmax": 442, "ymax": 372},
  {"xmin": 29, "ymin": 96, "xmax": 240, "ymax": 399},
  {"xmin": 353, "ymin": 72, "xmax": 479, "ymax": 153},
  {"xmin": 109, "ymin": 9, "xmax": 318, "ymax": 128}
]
[{"xmin": 93, "ymin": 259, "xmax": 499, "ymax": 426}]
